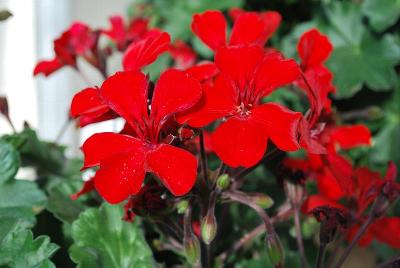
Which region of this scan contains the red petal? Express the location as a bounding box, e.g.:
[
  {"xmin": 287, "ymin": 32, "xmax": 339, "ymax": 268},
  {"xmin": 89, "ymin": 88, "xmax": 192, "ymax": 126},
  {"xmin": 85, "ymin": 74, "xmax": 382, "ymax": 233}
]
[
  {"xmin": 103, "ymin": 15, "xmax": 126, "ymax": 45},
  {"xmin": 169, "ymin": 40, "xmax": 197, "ymax": 70},
  {"xmin": 185, "ymin": 62, "xmax": 219, "ymax": 83},
  {"xmin": 215, "ymin": 45, "xmax": 264, "ymax": 91},
  {"xmin": 177, "ymin": 75, "xmax": 236, "ymax": 128},
  {"xmin": 252, "ymin": 103, "xmax": 302, "ymax": 151},
  {"xmin": 70, "ymin": 87, "xmax": 109, "ymax": 118},
  {"xmin": 94, "ymin": 151, "xmax": 146, "ymax": 204},
  {"xmin": 146, "ymin": 144, "xmax": 197, "ymax": 196},
  {"xmin": 150, "ymin": 69, "xmax": 202, "ymax": 126},
  {"xmin": 298, "ymin": 68, "xmax": 334, "ymax": 126},
  {"xmin": 330, "ymin": 125, "xmax": 371, "ymax": 149},
  {"xmin": 283, "ymin": 158, "xmax": 310, "ymax": 173},
  {"xmin": 257, "ymin": 11, "xmax": 282, "ymax": 45},
  {"xmin": 100, "ymin": 71, "xmax": 148, "ymax": 131},
  {"xmin": 254, "ymin": 54, "xmax": 301, "ymax": 97},
  {"xmin": 229, "ymin": 12, "xmax": 266, "ymax": 46},
  {"xmin": 324, "ymin": 153, "xmax": 354, "ymax": 195},
  {"xmin": 298, "ymin": 29, "xmax": 333, "ymax": 70},
  {"xmin": 384, "ymin": 161, "xmax": 397, "ymax": 181},
  {"xmin": 123, "ymin": 32, "xmax": 171, "ymax": 71},
  {"xmin": 228, "ymin": 8, "xmax": 245, "ymax": 21},
  {"xmin": 77, "ymin": 110, "xmax": 118, "ymax": 127},
  {"xmin": 353, "ymin": 167, "xmax": 382, "ymax": 212},
  {"xmin": 211, "ymin": 116, "xmax": 268, "ymax": 168},
  {"xmin": 127, "ymin": 18, "xmax": 150, "ymax": 40},
  {"xmin": 81, "ymin": 132, "xmax": 145, "ymax": 169},
  {"xmin": 68, "ymin": 22, "xmax": 97, "ymax": 55},
  {"xmin": 191, "ymin": 10, "xmax": 227, "ymax": 51},
  {"xmin": 371, "ymin": 217, "xmax": 400, "ymax": 248},
  {"xmin": 316, "ymin": 168, "xmax": 345, "ymax": 200},
  {"xmin": 33, "ymin": 58, "xmax": 64, "ymax": 77},
  {"xmin": 298, "ymin": 117, "xmax": 327, "ymax": 154},
  {"xmin": 301, "ymin": 195, "xmax": 344, "ymax": 214},
  {"xmin": 71, "ymin": 179, "xmax": 95, "ymax": 200}
]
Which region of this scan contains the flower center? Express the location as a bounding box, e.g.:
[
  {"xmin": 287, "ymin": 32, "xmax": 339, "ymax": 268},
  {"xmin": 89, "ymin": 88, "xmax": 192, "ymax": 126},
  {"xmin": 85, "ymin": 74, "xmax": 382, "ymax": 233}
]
[{"xmin": 235, "ymin": 102, "xmax": 253, "ymax": 117}]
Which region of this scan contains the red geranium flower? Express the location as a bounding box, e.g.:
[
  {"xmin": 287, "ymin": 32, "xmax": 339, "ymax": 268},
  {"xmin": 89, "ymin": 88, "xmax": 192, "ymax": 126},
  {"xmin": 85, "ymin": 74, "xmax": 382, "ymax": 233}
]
[
  {"xmin": 286, "ymin": 123, "xmax": 371, "ymax": 200},
  {"xmin": 168, "ymin": 39, "xmax": 219, "ymax": 85},
  {"xmin": 169, "ymin": 40, "xmax": 197, "ymax": 70},
  {"xmin": 80, "ymin": 68, "xmax": 202, "ymax": 204},
  {"xmin": 192, "ymin": 9, "xmax": 281, "ymax": 51},
  {"xmin": 70, "ymin": 31, "xmax": 171, "ymax": 127},
  {"xmin": 103, "ymin": 15, "xmax": 156, "ymax": 51},
  {"xmin": 301, "ymin": 161, "xmax": 400, "ymax": 248},
  {"xmin": 293, "ymin": 31, "xmax": 335, "ymax": 140},
  {"xmin": 34, "ymin": 22, "xmax": 98, "ymax": 77},
  {"xmin": 178, "ymin": 45, "xmax": 301, "ymax": 168}
]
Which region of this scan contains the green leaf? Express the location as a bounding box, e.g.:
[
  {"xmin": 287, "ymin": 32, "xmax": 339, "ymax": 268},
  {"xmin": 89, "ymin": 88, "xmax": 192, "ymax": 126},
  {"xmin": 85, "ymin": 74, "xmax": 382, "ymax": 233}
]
[
  {"xmin": 0, "ymin": 220, "xmax": 58, "ymax": 268},
  {"xmin": 46, "ymin": 178, "xmax": 87, "ymax": 224},
  {"xmin": 0, "ymin": 180, "xmax": 47, "ymax": 224},
  {"xmin": 4, "ymin": 127, "xmax": 66, "ymax": 175},
  {"xmin": 70, "ymin": 203, "xmax": 155, "ymax": 268},
  {"xmin": 324, "ymin": 2, "xmax": 400, "ymax": 97},
  {"xmin": 0, "ymin": 139, "xmax": 20, "ymax": 184},
  {"xmin": 362, "ymin": 0, "xmax": 400, "ymax": 32},
  {"xmin": 327, "ymin": 32, "xmax": 400, "ymax": 98}
]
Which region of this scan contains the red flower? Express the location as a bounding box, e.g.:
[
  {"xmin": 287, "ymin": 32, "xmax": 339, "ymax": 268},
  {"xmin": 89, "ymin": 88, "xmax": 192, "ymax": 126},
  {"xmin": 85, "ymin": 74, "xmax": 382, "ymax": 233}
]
[
  {"xmin": 302, "ymin": 161, "xmax": 400, "ymax": 248},
  {"xmin": 71, "ymin": 31, "xmax": 171, "ymax": 127},
  {"xmin": 103, "ymin": 15, "xmax": 154, "ymax": 51},
  {"xmin": 286, "ymin": 121, "xmax": 372, "ymax": 205},
  {"xmin": 123, "ymin": 31, "xmax": 170, "ymax": 71},
  {"xmin": 179, "ymin": 45, "xmax": 301, "ymax": 168},
  {"xmin": 169, "ymin": 40, "xmax": 197, "ymax": 70},
  {"xmin": 80, "ymin": 69, "xmax": 202, "ymax": 204},
  {"xmin": 34, "ymin": 22, "xmax": 98, "ymax": 77},
  {"xmin": 168, "ymin": 40, "xmax": 219, "ymax": 84},
  {"xmin": 192, "ymin": 10, "xmax": 281, "ymax": 51},
  {"xmin": 351, "ymin": 217, "xmax": 400, "ymax": 248},
  {"xmin": 296, "ymin": 29, "xmax": 335, "ymax": 127}
]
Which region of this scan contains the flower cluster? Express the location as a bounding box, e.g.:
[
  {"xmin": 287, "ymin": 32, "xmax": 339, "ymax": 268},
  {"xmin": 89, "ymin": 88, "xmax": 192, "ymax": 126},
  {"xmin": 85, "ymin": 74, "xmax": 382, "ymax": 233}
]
[{"xmin": 34, "ymin": 5, "xmax": 400, "ymax": 267}]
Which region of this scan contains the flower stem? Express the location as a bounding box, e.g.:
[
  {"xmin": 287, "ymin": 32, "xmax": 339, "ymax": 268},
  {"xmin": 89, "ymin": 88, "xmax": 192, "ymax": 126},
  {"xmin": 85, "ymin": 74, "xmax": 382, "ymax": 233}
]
[
  {"xmin": 377, "ymin": 253, "xmax": 400, "ymax": 268},
  {"xmin": 199, "ymin": 130, "xmax": 209, "ymax": 185},
  {"xmin": 316, "ymin": 243, "xmax": 327, "ymax": 268},
  {"xmin": 333, "ymin": 216, "xmax": 374, "ymax": 268},
  {"xmin": 293, "ymin": 206, "xmax": 307, "ymax": 268},
  {"xmin": 55, "ymin": 116, "xmax": 72, "ymax": 144}
]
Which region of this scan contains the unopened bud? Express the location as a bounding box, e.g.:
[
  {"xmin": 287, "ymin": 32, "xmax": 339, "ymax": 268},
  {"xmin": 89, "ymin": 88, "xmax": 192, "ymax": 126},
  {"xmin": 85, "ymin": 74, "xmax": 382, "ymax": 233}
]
[
  {"xmin": 201, "ymin": 213, "xmax": 217, "ymax": 244},
  {"xmin": 184, "ymin": 234, "xmax": 201, "ymax": 264},
  {"xmin": 0, "ymin": 96, "xmax": 9, "ymax": 119},
  {"xmin": 252, "ymin": 193, "xmax": 274, "ymax": 209},
  {"xmin": 0, "ymin": 10, "xmax": 12, "ymax": 21},
  {"xmin": 266, "ymin": 233, "xmax": 285, "ymax": 267},
  {"xmin": 216, "ymin": 174, "xmax": 230, "ymax": 190},
  {"xmin": 367, "ymin": 106, "xmax": 383, "ymax": 120},
  {"xmin": 284, "ymin": 181, "xmax": 304, "ymax": 206},
  {"xmin": 176, "ymin": 200, "xmax": 189, "ymax": 214}
]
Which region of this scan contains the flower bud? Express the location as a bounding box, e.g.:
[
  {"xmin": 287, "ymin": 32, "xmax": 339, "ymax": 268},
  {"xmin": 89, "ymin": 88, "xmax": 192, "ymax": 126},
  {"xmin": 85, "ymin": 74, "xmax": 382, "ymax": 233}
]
[
  {"xmin": 201, "ymin": 213, "xmax": 217, "ymax": 245},
  {"xmin": 176, "ymin": 199, "xmax": 189, "ymax": 214},
  {"xmin": 184, "ymin": 234, "xmax": 201, "ymax": 264},
  {"xmin": 0, "ymin": 10, "xmax": 12, "ymax": 21},
  {"xmin": 284, "ymin": 180, "xmax": 304, "ymax": 207},
  {"xmin": 251, "ymin": 193, "xmax": 274, "ymax": 209},
  {"xmin": 367, "ymin": 106, "xmax": 383, "ymax": 120},
  {"xmin": 216, "ymin": 174, "xmax": 230, "ymax": 190},
  {"xmin": 266, "ymin": 233, "xmax": 285, "ymax": 267}
]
